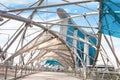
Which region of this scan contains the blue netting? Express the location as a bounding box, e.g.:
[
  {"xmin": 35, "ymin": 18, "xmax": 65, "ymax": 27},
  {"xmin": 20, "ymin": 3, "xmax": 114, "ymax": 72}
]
[{"xmin": 100, "ymin": 0, "xmax": 120, "ymax": 38}]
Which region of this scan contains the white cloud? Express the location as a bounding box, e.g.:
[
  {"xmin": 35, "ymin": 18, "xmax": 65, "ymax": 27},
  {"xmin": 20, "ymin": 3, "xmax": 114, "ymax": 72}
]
[
  {"xmin": 0, "ymin": 0, "xmax": 37, "ymax": 5},
  {"xmin": 0, "ymin": 0, "xmax": 37, "ymax": 9}
]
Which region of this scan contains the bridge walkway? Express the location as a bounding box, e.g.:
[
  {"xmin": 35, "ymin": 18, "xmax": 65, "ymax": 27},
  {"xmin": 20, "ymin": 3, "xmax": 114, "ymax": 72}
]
[{"xmin": 18, "ymin": 72, "xmax": 81, "ymax": 80}]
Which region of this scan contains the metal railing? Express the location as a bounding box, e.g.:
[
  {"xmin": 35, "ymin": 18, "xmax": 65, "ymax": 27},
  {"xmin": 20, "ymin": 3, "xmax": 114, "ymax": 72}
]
[{"xmin": 0, "ymin": 63, "xmax": 38, "ymax": 80}]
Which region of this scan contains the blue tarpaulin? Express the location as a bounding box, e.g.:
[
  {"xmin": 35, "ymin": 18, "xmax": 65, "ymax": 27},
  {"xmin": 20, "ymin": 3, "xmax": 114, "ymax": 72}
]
[
  {"xmin": 66, "ymin": 20, "xmax": 75, "ymax": 48},
  {"xmin": 66, "ymin": 19, "xmax": 97, "ymax": 66},
  {"xmin": 88, "ymin": 36, "xmax": 97, "ymax": 65},
  {"xmin": 76, "ymin": 30, "xmax": 85, "ymax": 67},
  {"xmin": 100, "ymin": 0, "xmax": 120, "ymax": 38},
  {"xmin": 45, "ymin": 60, "xmax": 62, "ymax": 66},
  {"xmin": 66, "ymin": 20, "xmax": 85, "ymax": 67}
]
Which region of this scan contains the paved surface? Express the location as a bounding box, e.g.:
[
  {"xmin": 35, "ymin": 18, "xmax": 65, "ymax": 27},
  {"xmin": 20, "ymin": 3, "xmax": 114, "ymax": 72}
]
[{"xmin": 18, "ymin": 72, "xmax": 80, "ymax": 80}]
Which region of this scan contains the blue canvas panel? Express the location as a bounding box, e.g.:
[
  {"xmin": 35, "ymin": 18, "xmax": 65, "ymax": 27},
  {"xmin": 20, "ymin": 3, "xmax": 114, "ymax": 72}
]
[
  {"xmin": 100, "ymin": 0, "xmax": 120, "ymax": 38},
  {"xmin": 76, "ymin": 40, "xmax": 84, "ymax": 67},
  {"xmin": 66, "ymin": 19, "xmax": 97, "ymax": 66},
  {"xmin": 88, "ymin": 36, "xmax": 97, "ymax": 65},
  {"xmin": 76, "ymin": 30, "xmax": 85, "ymax": 67},
  {"xmin": 77, "ymin": 30, "xmax": 85, "ymax": 39},
  {"xmin": 45, "ymin": 60, "xmax": 62, "ymax": 66},
  {"xmin": 66, "ymin": 20, "xmax": 75, "ymax": 47}
]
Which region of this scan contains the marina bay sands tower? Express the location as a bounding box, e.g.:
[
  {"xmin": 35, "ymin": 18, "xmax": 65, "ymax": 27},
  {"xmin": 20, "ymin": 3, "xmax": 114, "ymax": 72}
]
[{"xmin": 57, "ymin": 8, "xmax": 97, "ymax": 68}]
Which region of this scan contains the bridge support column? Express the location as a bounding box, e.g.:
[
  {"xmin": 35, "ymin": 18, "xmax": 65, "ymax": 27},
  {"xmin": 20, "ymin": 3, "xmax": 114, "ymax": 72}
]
[
  {"xmin": 60, "ymin": 20, "xmax": 68, "ymax": 41},
  {"xmin": 83, "ymin": 35, "xmax": 89, "ymax": 79},
  {"xmin": 84, "ymin": 35, "xmax": 89, "ymax": 66},
  {"xmin": 4, "ymin": 62, "xmax": 8, "ymax": 80},
  {"xmin": 73, "ymin": 29, "xmax": 78, "ymax": 76}
]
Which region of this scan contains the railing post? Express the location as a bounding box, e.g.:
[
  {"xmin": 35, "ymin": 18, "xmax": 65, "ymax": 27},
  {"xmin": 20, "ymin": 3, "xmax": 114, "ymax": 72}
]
[
  {"xmin": 21, "ymin": 65, "xmax": 23, "ymax": 77},
  {"xmin": 25, "ymin": 67, "xmax": 27, "ymax": 75},
  {"xmin": 27, "ymin": 68, "xmax": 28, "ymax": 74},
  {"xmin": 14, "ymin": 64, "xmax": 17, "ymax": 80},
  {"xmin": 30, "ymin": 67, "xmax": 31, "ymax": 74},
  {"xmin": 4, "ymin": 62, "xmax": 8, "ymax": 80}
]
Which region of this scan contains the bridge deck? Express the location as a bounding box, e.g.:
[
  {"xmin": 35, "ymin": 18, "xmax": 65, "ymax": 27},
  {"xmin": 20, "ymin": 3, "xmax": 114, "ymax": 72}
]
[{"xmin": 18, "ymin": 72, "xmax": 81, "ymax": 80}]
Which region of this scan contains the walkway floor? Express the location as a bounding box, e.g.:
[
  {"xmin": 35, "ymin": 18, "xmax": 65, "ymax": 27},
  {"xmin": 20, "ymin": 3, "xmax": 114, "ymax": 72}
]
[{"xmin": 18, "ymin": 72, "xmax": 80, "ymax": 80}]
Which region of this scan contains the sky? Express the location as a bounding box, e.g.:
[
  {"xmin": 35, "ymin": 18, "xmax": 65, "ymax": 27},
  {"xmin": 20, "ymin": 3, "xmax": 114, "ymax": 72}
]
[{"xmin": 0, "ymin": 0, "xmax": 120, "ymax": 68}]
